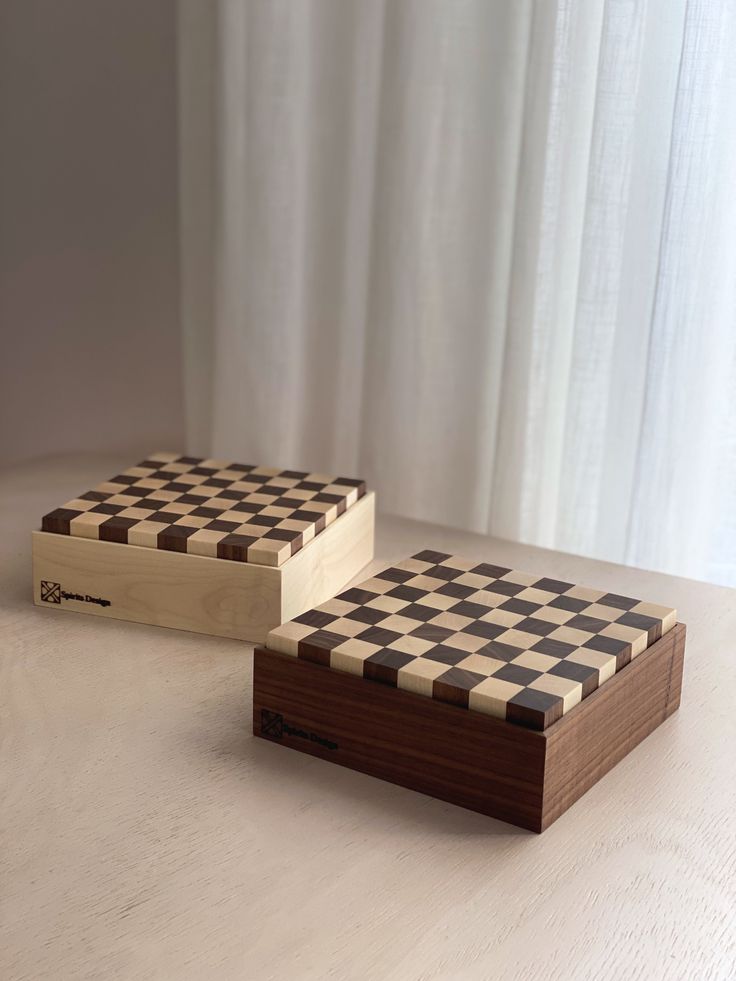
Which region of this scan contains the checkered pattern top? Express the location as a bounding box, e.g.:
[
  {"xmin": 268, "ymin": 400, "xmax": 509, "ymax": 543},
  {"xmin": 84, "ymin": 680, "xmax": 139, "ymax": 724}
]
[
  {"xmin": 265, "ymin": 550, "xmax": 677, "ymax": 730},
  {"xmin": 41, "ymin": 452, "xmax": 366, "ymax": 567}
]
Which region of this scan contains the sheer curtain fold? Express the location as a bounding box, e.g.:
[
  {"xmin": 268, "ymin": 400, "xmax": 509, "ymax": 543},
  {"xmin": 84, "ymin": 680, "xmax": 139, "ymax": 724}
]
[{"xmin": 179, "ymin": 0, "xmax": 736, "ymax": 586}]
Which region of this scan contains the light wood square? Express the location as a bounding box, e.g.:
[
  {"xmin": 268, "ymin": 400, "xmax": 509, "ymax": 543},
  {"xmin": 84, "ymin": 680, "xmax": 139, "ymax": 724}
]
[
  {"xmin": 105, "ymin": 493, "xmax": 140, "ymax": 506},
  {"xmin": 174, "ymin": 514, "xmax": 210, "ymax": 529},
  {"xmin": 566, "ymin": 647, "xmax": 617, "ymax": 684},
  {"xmin": 500, "ymin": 570, "xmax": 539, "ymax": 586},
  {"xmin": 328, "ymin": 617, "xmax": 371, "ymax": 639},
  {"xmin": 469, "ymin": 589, "xmax": 509, "ymax": 609},
  {"xmin": 68, "ymin": 512, "xmax": 108, "ymax": 539},
  {"xmin": 317, "ymin": 597, "xmax": 358, "ymax": 617},
  {"xmin": 235, "ymin": 523, "xmax": 268, "ymax": 538},
  {"xmin": 267, "ymin": 621, "xmax": 315, "ymax": 657},
  {"xmin": 365, "ymin": 594, "xmax": 407, "ymax": 614},
  {"xmin": 441, "ymin": 556, "xmax": 477, "ymax": 572},
  {"xmin": 529, "ymin": 673, "xmax": 583, "ymax": 712},
  {"xmin": 213, "ymin": 469, "xmax": 246, "ymax": 480},
  {"xmin": 444, "ymin": 631, "xmax": 494, "ymax": 653},
  {"xmin": 455, "ymin": 653, "xmax": 506, "ymax": 676},
  {"xmin": 148, "ymin": 489, "xmax": 180, "ymax": 502},
  {"xmin": 599, "ymin": 622, "xmax": 648, "ymax": 657},
  {"xmin": 176, "ymin": 472, "xmax": 208, "ymax": 485},
  {"xmin": 131, "ymin": 479, "xmax": 167, "ymax": 490},
  {"xmin": 415, "ymin": 592, "xmax": 459, "ymax": 611},
  {"xmin": 512, "ymin": 650, "xmax": 561, "ymax": 673},
  {"xmin": 633, "ymin": 601, "xmax": 676, "ymax": 632},
  {"xmin": 584, "ymin": 602, "xmax": 626, "ymax": 623},
  {"xmin": 286, "ymin": 488, "xmax": 314, "ymax": 501},
  {"xmin": 162, "ymin": 501, "xmax": 196, "ymax": 515},
  {"xmin": 331, "ymin": 639, "xmax": 382, "ymax": 675},
  {"xmin": 215, "ymin": 512, "xmax": 242, "ymax": 525},
  {"xmin": 378, "ymin": 614, "xmax": 426, "ymax": 634},
  {"xmin": 277, "ymin": 517, "xmax": 310, "ymax": 531},
  {"xmin": 480, "ymin": 608, "xmax": 524, "ymax": 628},
  {"xmin": 308, "ymin": 500, "xmax": 337, "ymax": 516},
  {"xmin": 429, "ymin": 611, "xmax": 473, "ymax": 632},
  {"xmin": 202, "ymin": 497, "xmax": 236, "ymax": 510},
  {"xmin": 533, "ymin": 605, "xmax": 575, "ymax": 625},
  {"xmin": 248, "ymin": 539, "xmax": 289, "ymax": 566},
  {"xmin": 455, "ymin": 572, "xmax": 493, "ymax": 589},
  {"xmin": 63, "ymin": 498, "xmax": 97, "ymax": 513},
  {"xmin": 397, "ymin": 656, "xmax": 449, "ymax": 697},
  {"xmin": 328, "ymin": 485, "xmax": 358, "ymax": 507},
  {"xmin": 127, "ymin": 520, "xmax": 167, "ymax": 548},
  {"xmin": 246, "ymin": 493, "xmax": 275, "ymax": 506},
  {"xmin": 565, "ymin": 584, "xmax": 605, "ymax": 603},
  {"xmin": 187, "ymin": 485, "xmax": 214, "ymax": 497},
  {"xmin": 468, "ymin": 676, "xmax": 524, "ymax": 718},
  {"xmin": 398, "ymin": 557, "xmax": 434, "ymax": 575},
  {"xmin": 185, "ymin": 528, "xmax": 227, "ymax": 557},
  {"xmin": 261, "ymin": 506, "xmax": 292, "ymax": 519},
  {"xmin": 495, "ymin": 628, "xmax": 541, "ymax": 651},
  {"xmin": 407, "ymin": 574, "xmax": 446, "ymax": 591},
  {"xmin": 356, "ymin": 576, "xmax": 397, "ymax": 595},
  {"xmin": 389, "ymin": 634, "xmax": 435, "ymax": 657},
  {"xmin": 515, "ymin": 586, "xmax": 558, "ymax": 606},
  {"xmin": 548, "ymin": 625, "xmax": 597, "ymax": 647}
]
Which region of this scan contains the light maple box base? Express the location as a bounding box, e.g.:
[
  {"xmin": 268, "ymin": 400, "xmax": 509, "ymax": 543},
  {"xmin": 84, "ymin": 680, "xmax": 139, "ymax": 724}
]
[
  {"xmin": 253, "ymin": 622, "xmax": 685, "ymax": 832},
  {"xmin": 32, "ymin": 491, "xmax": 375, "ymax": 642}
]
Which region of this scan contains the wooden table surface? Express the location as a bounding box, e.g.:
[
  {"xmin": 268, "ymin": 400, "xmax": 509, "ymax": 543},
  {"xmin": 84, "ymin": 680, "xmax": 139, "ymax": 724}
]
[{"xmin": 2, "ymin": 455, "xmax": 735, "ymax": 981}]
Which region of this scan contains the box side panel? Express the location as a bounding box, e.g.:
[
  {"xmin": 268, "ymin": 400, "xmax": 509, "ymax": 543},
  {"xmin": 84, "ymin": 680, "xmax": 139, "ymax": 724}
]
[
  {"xmin": 279, "ymin": 491, "xmax": 375, "ymax": 623},
  {"xmin": 32, "ymin": 530, "xmax": 281, "ymax": 642},
  {"xmin": 541, "ymin": 623, "xmax": 686, "ymax": 830},
  {"xmin": 253, "ymin": 647, "xmax": 546, "ymax": 832}
]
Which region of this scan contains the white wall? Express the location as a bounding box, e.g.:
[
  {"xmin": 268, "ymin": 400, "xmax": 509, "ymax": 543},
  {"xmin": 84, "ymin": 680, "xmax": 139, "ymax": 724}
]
[{"xmin": 0, "ymin": 0, "xmax": 183, "ymax": 465}]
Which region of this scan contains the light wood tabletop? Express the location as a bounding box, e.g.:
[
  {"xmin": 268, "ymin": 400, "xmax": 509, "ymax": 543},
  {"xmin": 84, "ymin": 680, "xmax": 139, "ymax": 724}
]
[{"xmin": 2, "ymin": 455, "xmax": 735, "ymax": 981}]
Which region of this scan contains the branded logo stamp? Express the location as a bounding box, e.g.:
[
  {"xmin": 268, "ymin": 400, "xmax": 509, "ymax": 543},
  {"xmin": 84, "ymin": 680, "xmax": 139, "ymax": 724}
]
[
  {"xmin": 41, "ymin": 580, "xmax": 61, "ymax": 603},
  {"xmin": 261, "ymin": 710, "xmax": 284, "ymax": 739},
  {"xmin": 38, "ymin": 581, "xmax": 111, "ymax": 608},
  {"xmin": 260, "ymin": 708, "xmax": 338, "ymax": 750}
]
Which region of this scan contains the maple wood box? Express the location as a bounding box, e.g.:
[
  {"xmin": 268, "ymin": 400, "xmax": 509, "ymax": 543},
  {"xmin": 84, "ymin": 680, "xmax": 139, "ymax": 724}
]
[
  {"xmin": 253, "ymin": 551, "xmax": 686, "ymax": 832},
  {"xmin": 32, "ymin": 453, "xmax": 375, "ymax": 642}
]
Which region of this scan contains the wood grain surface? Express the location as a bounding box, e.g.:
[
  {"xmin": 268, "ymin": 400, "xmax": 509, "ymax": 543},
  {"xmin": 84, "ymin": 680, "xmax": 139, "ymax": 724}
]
[
  {"xmin": 541, "ymin": 622, "xmax": 685, "ymax": 829},
  {"xmin": 30, "ymin": 491, "xmax": 374, "ymax": 642},
  {"xmin": 2, "ymin": 454, "xmax": 735, "ymax": 981},
  {"xmin": 253, "ymin": 647, "xmax": 548, "ymax": 831},
  {"xmin": 252, "ymin": 624, "xmax": 686, "ymax": 833}
]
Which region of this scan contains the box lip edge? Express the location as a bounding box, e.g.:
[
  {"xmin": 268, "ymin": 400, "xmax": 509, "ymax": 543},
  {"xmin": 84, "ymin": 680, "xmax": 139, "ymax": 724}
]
[
  {"xmin": 32, "ymin": 490, "xmax": 376, "ymax": 573},
  {"xmin": 255, "ymin": 620, "xmax": 686, "ymax": 739}
]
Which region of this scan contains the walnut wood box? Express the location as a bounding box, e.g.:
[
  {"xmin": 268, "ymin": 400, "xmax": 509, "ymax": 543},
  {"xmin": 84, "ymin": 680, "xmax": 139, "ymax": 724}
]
[
  {"xmin": 253, "ymin": 625, "xmax": 684, "ymax": 831},
  {"xmin": 253, "ymin": 551, "xmax": 685, "ymax": 831},
  {"xmin": 32, "ymin": 454, "xmax": 375, "ymax": 642}
]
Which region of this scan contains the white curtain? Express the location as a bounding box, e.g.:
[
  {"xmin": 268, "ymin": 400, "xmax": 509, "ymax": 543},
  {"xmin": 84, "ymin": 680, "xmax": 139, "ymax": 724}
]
[{"xmin": 178, "ymin": 0, "xmax": 736, "ymax": 587}]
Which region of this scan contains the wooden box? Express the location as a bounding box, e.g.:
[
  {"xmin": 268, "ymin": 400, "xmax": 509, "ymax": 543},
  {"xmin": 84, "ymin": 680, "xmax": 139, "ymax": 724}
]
[
  {"xmin": 32, "ymin": 453, "xmax": 375, "ymax": 642},
  {"xmin": 253, "ymin": 550, "xmax": 685, "ymax": 831}
]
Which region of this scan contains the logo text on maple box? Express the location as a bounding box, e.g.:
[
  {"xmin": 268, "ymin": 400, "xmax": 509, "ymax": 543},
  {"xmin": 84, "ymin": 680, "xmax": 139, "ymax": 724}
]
[
  {"xmin": 40, "ymin": 581, "xmax": 111, "ymax": 608},
  {"xmin": 261, "ymin": 709, "xmax": 338, "ymax": 751}
]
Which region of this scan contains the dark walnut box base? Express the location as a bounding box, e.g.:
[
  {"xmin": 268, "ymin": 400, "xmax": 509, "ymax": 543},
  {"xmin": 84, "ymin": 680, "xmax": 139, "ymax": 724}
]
[{"xmin": 253, "ymin": 623, "xmax": 685, "ymax": 832}]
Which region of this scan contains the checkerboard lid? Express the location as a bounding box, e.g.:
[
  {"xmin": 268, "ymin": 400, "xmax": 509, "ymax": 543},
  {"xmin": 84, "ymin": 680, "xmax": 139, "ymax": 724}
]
[
  {"xmin": 265, "ymin": 550, "xmax": 677, "ymax": 731},
  {"xmin": 40, "ymin": 452, "xmax": 367, "ymax": 568}
]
